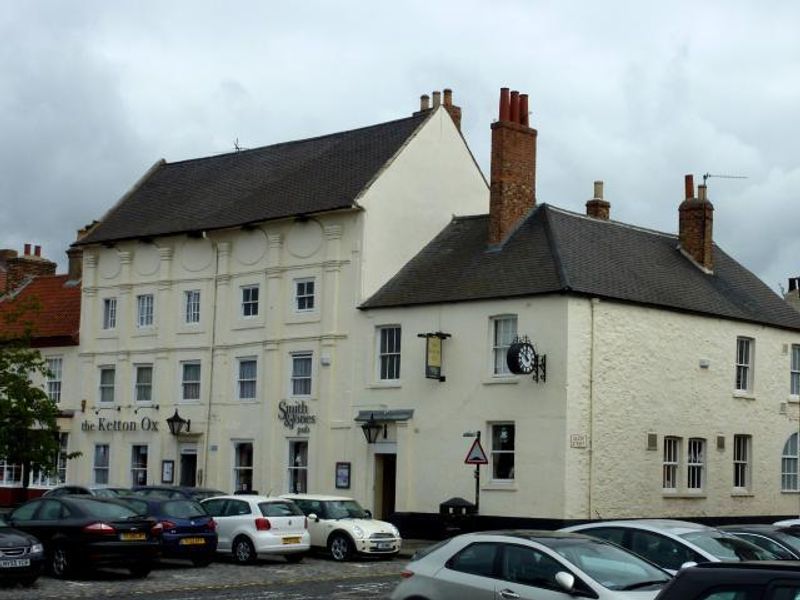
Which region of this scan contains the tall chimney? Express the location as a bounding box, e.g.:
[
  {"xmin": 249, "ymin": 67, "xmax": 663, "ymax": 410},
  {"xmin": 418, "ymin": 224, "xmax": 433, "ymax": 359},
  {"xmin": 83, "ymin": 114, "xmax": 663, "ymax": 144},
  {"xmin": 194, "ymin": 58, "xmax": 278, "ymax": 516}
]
[
  {"xmin": 6, "ymin": 243, "xmax": 57, "ymax": 291},
  {"xmin": 679, "ymin": 174, "xmax": 714, "ymax": 271},
  {"xmin": 419, "ymin": 94, "xmax": 430, "ymax": 111},
  {"xmin": 432, "ymin": 90, "xmax": 441, "ymax": 107},
  {"xmin": 586, "ymin": 180, "xmax": 610, "ymax": 220},
  {"xmin": 441, "ymin": 88, "xmax": 462, "ymax": 132},
  {"xmin": 488, "ymin": 87, "xmax": 538, "ymax": 245}
]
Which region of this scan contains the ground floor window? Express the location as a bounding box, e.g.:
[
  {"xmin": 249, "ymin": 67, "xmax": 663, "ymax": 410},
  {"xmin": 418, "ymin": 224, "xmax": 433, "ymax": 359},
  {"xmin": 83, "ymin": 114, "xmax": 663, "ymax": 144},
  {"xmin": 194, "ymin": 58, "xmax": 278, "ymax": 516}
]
[
  {"xmin": 94, "ymin": 444, "xmax": 110, "ymax": 484},
  {"xmin": 783, "ymin": 432, "xmax": 799, "ymax": 491},
  {"xmin": 0, "ymin": 460, "xmax": 22, "ymax": 486},
  {"xmin": 490, "ymin": 423, "xmax": 515, "ymax": 481},
  {"xmin": 687, "ymin": 438, "xmax": 705, "ymax": 490},
  {"xmin": 663, "ymin": 436, "xmax": 681, "ymax": 490},
  {"xmin": 131, "ymin": 445, "xmax": 148, "ymax": 486},
  {"xmin": 733, "ymin": 434, "xmax": 751, "ymax": 490},
  {"xmin": 233, "ymin": 441, "xmax": 254, "ymax": 492},
  {"xmin": 288, "ymin": 440, "xmax": 308, "ymax": 493},
  {"xmin": 29, "ymin": 433, "xmax": 69, "ymax": 488}
]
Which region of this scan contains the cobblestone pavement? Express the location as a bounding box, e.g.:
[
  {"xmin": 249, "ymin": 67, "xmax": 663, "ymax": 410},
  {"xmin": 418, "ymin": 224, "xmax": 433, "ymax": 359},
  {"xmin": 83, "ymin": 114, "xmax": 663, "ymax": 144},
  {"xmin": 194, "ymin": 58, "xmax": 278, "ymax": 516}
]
[{"xmin": 0, "ymin": 555, "xmax": 410, "ymax": 600}]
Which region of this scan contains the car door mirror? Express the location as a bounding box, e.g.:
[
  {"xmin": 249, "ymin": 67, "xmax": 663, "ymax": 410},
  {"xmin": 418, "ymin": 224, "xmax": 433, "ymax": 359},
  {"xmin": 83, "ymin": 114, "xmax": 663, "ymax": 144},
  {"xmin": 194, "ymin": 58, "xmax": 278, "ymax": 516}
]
[
  {"xmin": 679, "ymin": 561, "xmax": 697, "ymax": 571},
  {"xmin": 308, "ymin": 513, "xmax": 320, "ymax": 522},
  {"xmin": 555, "ymin": 571, "xmax": 575, "ymax": 593}
]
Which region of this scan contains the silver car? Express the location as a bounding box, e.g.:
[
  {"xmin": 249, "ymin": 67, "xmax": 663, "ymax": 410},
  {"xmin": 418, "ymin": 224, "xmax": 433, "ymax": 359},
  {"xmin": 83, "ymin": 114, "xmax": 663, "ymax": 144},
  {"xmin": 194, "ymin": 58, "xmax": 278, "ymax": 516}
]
[
  {"xmin": 561, "ymin": 519, "xmax": 775, "ymax": 574},
  {"xmin": 390, "ymin": 530, "xmax": 671, "ymax": 600}
]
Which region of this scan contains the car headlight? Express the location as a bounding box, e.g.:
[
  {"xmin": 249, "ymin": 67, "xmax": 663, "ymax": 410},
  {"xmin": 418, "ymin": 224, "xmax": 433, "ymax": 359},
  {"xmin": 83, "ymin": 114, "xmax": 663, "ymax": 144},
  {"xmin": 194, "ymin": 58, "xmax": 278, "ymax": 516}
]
[
  {"xmin": 390, "ymin": 525, "xmax": 400, "ymax": 538},
  {"xmin": 352, "ymin": 525, "xmax": 365, "ymax": 539},
  {"xmin": 30, "ymin": 543, "xmax": 44, "ymax": 554}
]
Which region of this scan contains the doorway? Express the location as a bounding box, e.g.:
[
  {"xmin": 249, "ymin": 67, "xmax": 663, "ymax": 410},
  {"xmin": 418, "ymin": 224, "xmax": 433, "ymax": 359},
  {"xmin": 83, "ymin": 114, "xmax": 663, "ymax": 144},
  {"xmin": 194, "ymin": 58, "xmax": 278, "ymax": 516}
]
[
  {"xmin": 179, "ymin": 444, "xmax": 197, "ymax": 487},
  {"xmin": 373, "ymin": 453, "xmax": 396, "ymax": 520}
]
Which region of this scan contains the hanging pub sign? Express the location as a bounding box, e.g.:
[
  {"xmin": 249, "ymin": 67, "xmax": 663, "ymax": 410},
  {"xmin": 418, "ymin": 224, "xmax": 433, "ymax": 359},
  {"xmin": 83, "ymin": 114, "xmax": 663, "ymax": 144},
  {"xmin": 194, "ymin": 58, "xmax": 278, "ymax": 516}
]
[
  {"xmin": 506, "ymin": 335, "xmax": 547, "ymax": 382},
  {"xmin": 417, "ymin": 331, "xmax": 451, "ymax": 381}
]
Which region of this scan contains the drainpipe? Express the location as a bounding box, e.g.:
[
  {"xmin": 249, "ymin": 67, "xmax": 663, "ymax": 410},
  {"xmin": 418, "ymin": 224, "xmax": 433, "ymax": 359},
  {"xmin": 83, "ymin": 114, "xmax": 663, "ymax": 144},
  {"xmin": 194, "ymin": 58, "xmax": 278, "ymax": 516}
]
[
  {"xmin": 202, "ymin": 235, "xmax": 221, "ymax": 485},
  {"xmin": 587, "ymin": 298, "xmax": 598, "ymax": 519}
]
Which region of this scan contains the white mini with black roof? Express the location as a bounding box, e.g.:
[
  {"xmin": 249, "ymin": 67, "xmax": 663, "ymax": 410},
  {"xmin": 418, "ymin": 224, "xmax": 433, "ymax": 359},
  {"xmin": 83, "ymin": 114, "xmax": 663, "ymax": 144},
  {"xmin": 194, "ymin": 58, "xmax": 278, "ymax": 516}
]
[{"xmin": 281, "ymin": 494, "xmax": 402, "ymax": 561}]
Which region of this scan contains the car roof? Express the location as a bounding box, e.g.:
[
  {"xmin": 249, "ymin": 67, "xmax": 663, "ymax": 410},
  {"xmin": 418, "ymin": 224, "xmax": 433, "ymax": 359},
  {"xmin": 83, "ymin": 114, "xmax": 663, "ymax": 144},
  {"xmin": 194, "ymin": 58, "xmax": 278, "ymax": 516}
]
[
  {"xmin": 459, "ymin": 530, "xmax": 598, "ymax": 543},
  {"xmin": 201, "ymin": 495, "xmax": 290, "ymax": 503},
  {"xmin": 571, "ymin": 519, "xmax": 712, "ymax": 535},
  {"xmin": 281, "ymin": 493, "xmax": 355, "ymax": 502}
]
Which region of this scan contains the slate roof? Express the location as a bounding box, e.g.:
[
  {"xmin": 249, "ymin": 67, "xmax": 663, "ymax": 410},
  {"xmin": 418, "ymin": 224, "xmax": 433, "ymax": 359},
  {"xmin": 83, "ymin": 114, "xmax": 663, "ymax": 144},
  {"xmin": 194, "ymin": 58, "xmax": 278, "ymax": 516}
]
[
  {"xmin": 0, "ymin": 275, "xmax": 81, "ymax": 346},
  {"xmin": 78, "ymin": 112, "xmax": 431, "ymax": 245},
  {"xmin": 362, "ymin": 204, "xmax": 800, "ymax": 332}
]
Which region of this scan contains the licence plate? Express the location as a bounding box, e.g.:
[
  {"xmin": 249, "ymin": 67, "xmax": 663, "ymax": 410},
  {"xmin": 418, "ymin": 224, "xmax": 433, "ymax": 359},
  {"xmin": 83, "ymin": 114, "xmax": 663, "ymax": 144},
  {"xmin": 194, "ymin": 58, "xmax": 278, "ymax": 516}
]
[
  {"xmin": 282, "ymin": 536, "xmax": 302, "ymax": 545},
  {"xmin": 120, "ymin": 532, "xmax": 146, "ymax": 541},
  {"xmin": 179, "ymin": 537, "xmax": 206, "ymax": 545},
  {"xmin": 376, "ymin": 542, "xmax": 393, "ymax": 550},
  {"xmin": 0, "ymin": 558, "xmax": 30, "ymax": 568}
]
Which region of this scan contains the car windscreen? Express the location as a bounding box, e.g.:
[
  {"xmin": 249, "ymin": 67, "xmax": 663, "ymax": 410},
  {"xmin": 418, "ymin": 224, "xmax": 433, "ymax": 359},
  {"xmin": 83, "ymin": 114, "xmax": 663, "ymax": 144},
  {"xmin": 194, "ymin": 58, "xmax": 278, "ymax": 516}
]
[
  {"xmin": 259, "ymin": 501, "xmax": 304, "ymax": 517},
  {"xmin": 164, "ymin": 500, "xmax": 207, "ymax": 519},
  {"xmin": 193, "ymin": 490, "xmax": 225, "ymax": 500},
  {"xmin": 323, "ymin": 500, "xmax": 368, "ymax": 519},
  {"xmin": 79, "ymin": 499, "xmax": 139, "ymax": 520},
  {"xmin": 681, "ymin": 531, "xmax": 777, "ymax": 561},
  {"xmin": 548, "ymin": 538, "xmax": 670, "ymax": 591},
  {"xmin": 119, "ymin": 498, "xmax": 150, "ymax": 516}
]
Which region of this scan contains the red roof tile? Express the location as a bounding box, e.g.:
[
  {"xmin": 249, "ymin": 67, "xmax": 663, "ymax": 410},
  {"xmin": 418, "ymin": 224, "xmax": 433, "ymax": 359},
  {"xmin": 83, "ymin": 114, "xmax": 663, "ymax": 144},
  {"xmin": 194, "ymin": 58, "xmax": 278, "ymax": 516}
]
[{"xmin": 0, "ymin": 275, "xmax": 80, "ymax": 346}]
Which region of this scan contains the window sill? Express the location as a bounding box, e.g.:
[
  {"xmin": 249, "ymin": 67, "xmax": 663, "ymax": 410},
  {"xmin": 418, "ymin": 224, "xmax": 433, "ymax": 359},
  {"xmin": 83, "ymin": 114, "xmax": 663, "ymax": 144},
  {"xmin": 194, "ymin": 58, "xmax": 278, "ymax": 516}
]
[
  {"xmin": 662, "ymin": 493, "xmax": 707, "ymax": 499},
  {"xmin": 232, "ymin": 320, "xmax": 265, "ymax": 331},
  {"xmin": 482, "ymin": 482, "xmax": 517, "ymax": 492},
  {"xmin": 732, "ymin": 392, "xmax": 756, "ymax": 401},
  {"xmin": 482, "ymin": 377, "xmax": 519, "ymax": 386},
  {"xmin": 788, "ymin": 396, "xmax": 800, "ymax": 404},
  {"xmin": 367, "ymin": 381, "xmax": 402, "ymax": 389}
]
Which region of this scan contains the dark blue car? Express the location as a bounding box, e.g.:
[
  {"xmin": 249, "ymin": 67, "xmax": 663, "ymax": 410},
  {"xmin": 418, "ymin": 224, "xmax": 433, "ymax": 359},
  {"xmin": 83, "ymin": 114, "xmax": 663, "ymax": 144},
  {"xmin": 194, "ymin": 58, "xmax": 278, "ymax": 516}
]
[{"xmin": 118, "ymin": 496, "xmax": 217, "ymax": 567}]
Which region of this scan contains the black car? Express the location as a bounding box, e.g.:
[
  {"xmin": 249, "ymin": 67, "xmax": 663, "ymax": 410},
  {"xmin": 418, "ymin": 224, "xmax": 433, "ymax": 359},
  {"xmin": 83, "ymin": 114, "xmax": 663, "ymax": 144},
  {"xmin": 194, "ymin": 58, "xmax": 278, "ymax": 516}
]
[
  {"xmin": 117, "ymin": 496, "xmax": 217, "ymax": 566},
  {"xmin": 655, "ymin": 561, "xmax": 800, "ymax": 599},
  {"xmin": 7, "ymin": 496, "xmax": 160, "ymax": 579},
  {"xmin": 719, "ymin": 524, "xmax": 800, "ymax": 559},
  {"xmin": 133, "ymin": 486, "xmax": 225, "ymax": 502},
  {"xmin": 0, "ymin": 519, "xmax": 45, "ymax": 587}
]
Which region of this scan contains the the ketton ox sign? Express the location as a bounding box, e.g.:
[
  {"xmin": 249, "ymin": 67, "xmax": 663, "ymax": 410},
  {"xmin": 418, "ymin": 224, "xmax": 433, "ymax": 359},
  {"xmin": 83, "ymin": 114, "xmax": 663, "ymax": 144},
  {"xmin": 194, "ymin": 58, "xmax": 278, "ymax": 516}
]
[{"xmin": 81, "ymin": 417, "xmax": 160, "ymax": 432}]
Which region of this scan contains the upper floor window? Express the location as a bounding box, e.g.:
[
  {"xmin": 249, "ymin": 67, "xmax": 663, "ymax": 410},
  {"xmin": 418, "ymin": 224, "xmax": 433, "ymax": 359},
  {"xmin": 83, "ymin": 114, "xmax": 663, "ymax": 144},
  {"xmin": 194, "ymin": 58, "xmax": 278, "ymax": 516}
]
[
  {"xmin": 237, "ymin": 358, "xmax": 257, "ymax": 400},
  {"xmin": 378, "ymin": 326, "xmax": 401, "ymax": 380},
  {"xmin": 663, "ymin": 436, "xmax": 680, "ymax": 490},
  {"xmin": 792, "ymin": 344, "xmax": 800, "ymax": 396},
  {"xmin": 735, "ymin": 337, "xmax": 754, "ymax": 392},
  {"xmin": 46, "ymin": 357, "xmax": 63, "ymax": 403},
  {"xmin": 733, "ymin": 434, "xmax": 751, "ymax": 490},
  {"xmin": 294, "ymin": 278, "xmax": 315, "ymax": 312},
  {"xmin": 687, "ymin": 438, "xmax": 705, "ymax": 490},
  {"xmin": 99, "ymin": 366, "xmax": 115, "ymax": 403},
  {"xmin": 184, "ymin": 290, "xmax": 201, "ymax": 324},
  {"xmin": 102, "ymin": 297, "xmax": 117, "ymax": 330},
  {"xmin": 181, "ymin": 362, "xmax": 201, "ymax": 401},
  {"xmin": 241, "ymin": 285, "xmax": 259, "ymax": 318},
  {"xmin": 291, "ymin": 352, "xmax": 313, "ymax": 396},
  {"xmin": 782, "ymin": 432, "xmax": 799, "ymax": 492},
  {"xmin": 137, "ymin": 294, "xmax": 154, "ymax": 328},
  {"xmin": 490, "ymin": 423, "xmax": 515, "ymax": 481},
  {"xmin": 135, "ymin": 364, "xmax": 153, "ymax": 403},
  {"xmin": 491, "ymin": 315, "xmax": 517, "ymax": 376}
]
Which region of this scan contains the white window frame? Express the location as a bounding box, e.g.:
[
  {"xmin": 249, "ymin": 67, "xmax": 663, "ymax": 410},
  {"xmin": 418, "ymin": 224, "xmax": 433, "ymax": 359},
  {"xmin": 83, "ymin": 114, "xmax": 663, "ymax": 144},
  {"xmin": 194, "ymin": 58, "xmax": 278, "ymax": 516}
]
[
  {"xmin": 46, "ymin": 357, "xmax": 63, "ymax": 404},
  {"xmin": 233, "ymin": 441, "xmax": 254, "ymax": 493},
  {"xmin": 294, "ymin": 278, "xmax": 316, "ymax": 313},
  {"xmin": 134, "ymin": 364, "xmax": 154, "ymax": 403},
  {"xmin": 791, "ymin": 344, "xmax": 800, "ymax": 397},
  {"xmin": 99, "ymin": 366, "xmax": 116, "ymax": 404},
  {"xmin": 663, "ymin": 436, "xmax": 681, "ymax": 491},
  {"xmin": 377, "ymin": 326, "xmax": 401, "ymax": 381},
  {"xmin": 131, "ymin": 444, "xmax": 148, "ymax": 486},
  {"xmin": 0, "ymin": 460, "xmax": 23, "ymax": 487},
  {"xmin": 241, "ymin": 284, "xmax": 259, "ymax": 318},
  {"xmin": 136, "ymin": 293, "xmax": 154, "ymax": 328},
  {"xmin": 491, "ymin": 315, "xmax": 517, "ymax": 376},
  {"xmin": 290, "ymin": 352, "xmax": 313, "ymax": 397},
  {"xmin": 102, "ymin": 297, "xmax": 117, "ymax": 330},
  {"xmin": 237, "ymin": 357, "xmax": 258, "ymax": 401},
  {"xmin": 29, "ymin": 433, "xmax": 68, "ymax": 488},
  {"xmin": 93, "ymin": 444, "xmax": 110, "ymax": 485},
  {"xmin": 733, "ymin": 434, "xmax": 751, "ymax": 490},
  {"xmin": 782, "ymin": 432, "xmax": 799, "ymax": 492},
  {"xmin": 687, "ymin": 438, "xmax": 705, "ymax": 491},
  {"xmin": 287, "ymin": 440, "xmax": 309, "ymax": 493},
  {"xmin": 735, "ymin": 337, "xmax": 754, "ymax": 393},
  {"xmin": 489, "ymin": 422, "xmax": 515, "ymax": 482},
  {"xmin": 184, "ymin": 290, "xmax": 201, "ymax": 324},
  {"xmin": 181, "ymin": 361, "xmax": 201, "ymax": 402}
]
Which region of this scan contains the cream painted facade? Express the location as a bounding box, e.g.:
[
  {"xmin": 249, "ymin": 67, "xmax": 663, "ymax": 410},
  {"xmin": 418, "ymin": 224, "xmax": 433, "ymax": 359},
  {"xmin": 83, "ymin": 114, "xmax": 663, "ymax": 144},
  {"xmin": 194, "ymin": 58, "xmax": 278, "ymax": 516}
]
[
  {"xmin": 67, "ymin": 107, "xmax": 488, "ymax": 511},
  {"xmin": 354, "ymin": 295, "xmax": 800, "ymax": 520}
]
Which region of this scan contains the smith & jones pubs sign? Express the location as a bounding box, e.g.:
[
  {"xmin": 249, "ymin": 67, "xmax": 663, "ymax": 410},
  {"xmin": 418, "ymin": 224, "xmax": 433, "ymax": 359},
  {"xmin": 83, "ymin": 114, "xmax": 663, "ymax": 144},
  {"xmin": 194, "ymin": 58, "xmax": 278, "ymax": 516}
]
[
  {"xmin": 81, "ymin": 417, "xmax": 161, "ymax": 432},
  {"xmin": 278, "ymin": 400, "xmax": 316, "ymax": 434}
]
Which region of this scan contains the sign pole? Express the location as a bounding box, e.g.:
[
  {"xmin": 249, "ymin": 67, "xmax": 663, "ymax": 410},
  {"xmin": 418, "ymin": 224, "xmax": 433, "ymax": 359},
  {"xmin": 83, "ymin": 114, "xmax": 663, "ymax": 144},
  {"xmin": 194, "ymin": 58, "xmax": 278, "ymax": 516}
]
[{"xmin": 474, "ymin": 431, "xmax": 480, "ymax": 514}]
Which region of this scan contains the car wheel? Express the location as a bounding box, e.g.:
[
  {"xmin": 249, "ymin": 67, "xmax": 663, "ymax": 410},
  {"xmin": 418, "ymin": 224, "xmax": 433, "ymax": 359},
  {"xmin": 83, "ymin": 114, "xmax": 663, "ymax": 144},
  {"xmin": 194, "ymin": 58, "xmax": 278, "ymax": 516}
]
[
  {"xmin": 328, "ymin": 533, "xmax": 354, "ymax": 562},
  {"xmin": 232, "ymin": 536, "xmax": 256, "ymax": 565},
  {"xmin": 191, "ymin": 555, "xmax": 214, "ymax": 568},
  {"xmin": 128, "ymin": 561, "xmax": 152, "ymax": 578},
  {"xmin": 284, "ymin": 553, "xmax": 305, "ymax": 564},
  {"xmin": 50, "ymin": 545, "xmax": 74, "ymax": 579}
]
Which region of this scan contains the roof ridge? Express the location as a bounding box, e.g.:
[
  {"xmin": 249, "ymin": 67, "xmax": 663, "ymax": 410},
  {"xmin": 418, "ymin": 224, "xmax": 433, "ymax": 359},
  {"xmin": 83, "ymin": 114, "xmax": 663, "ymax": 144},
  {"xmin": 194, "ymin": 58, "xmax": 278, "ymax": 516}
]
[
  {"xmin": 546, "ymin": 204, "xmax": 679, "ymax": 240},
  {"xmin": 164, "ymin": 113, "xmax": 430, "ymax": 167},
  {"xmin": 541, "ymin": 205, "xmax": 571, "ymax": 291}
]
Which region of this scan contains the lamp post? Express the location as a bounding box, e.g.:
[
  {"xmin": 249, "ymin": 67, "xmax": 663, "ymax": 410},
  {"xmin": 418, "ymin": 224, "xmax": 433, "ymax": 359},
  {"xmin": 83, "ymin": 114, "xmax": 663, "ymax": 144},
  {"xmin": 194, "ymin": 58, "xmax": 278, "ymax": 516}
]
[
  {"xmin": 166, "ymin": 409, "xmax": 190, "ymax": 436},
  {"xmin": 361, "ymin": 413, "xmax": 384, "ymax": 444}
]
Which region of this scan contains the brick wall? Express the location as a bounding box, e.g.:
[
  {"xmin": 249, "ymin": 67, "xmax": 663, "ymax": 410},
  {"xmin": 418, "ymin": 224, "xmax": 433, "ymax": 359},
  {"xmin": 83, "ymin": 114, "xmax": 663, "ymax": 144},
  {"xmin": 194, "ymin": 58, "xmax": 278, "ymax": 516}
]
[{"xmin": 679, "ymin": 179, "xmax": 714, "ymax": 270}]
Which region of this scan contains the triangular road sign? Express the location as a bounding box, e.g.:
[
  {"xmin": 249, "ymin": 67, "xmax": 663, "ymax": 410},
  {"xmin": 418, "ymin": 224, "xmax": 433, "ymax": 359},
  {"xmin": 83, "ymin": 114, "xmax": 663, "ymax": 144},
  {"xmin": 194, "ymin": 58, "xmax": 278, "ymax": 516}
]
[{"xmin": 465, "ymin": 438, "xmax": 489, "ymax": 465}]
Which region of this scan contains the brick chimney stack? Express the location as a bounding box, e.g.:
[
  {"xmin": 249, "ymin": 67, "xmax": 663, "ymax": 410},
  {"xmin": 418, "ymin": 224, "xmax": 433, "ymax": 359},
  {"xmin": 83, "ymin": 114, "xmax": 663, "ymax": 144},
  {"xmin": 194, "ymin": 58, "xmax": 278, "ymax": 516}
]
[
  {"xmin": 679, "ymin": 174, "xmax": 714, "ymax": 271},
  {"xmin": 414, "ymin": 89, "xmax": 462, "ymax": 132},
  {"xmin": 6, "ymin": 243, "xmax": 57, "ymax": 291},
  {"xmin": 488, "ymin": 87, "xmax": 538, "ymax": 246},
  {"xmin": 786, "ymin": 277, "xmax": 800, "ymax": 313},
  {"xmin": 442, "ymin": 88, "xmax": 462, "ymax": 132},
  {"xmin": 586, "ymin": 181, "xmax": 610, "ymax": 220}
]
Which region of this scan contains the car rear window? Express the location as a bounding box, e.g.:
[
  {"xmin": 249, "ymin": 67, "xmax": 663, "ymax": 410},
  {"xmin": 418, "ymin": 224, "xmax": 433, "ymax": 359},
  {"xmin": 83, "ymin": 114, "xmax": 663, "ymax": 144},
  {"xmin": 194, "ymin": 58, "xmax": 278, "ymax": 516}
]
[
  {"xmin": 121, "ymin": 498, "xmax": 150, "ymax": 516},
  {"xmin": 81, "ymin": 499, "xmax": 138, "ymax": 520},
  {"xmin": 193, "ymin": 490, "xmax": 225, "ymax": 500},
  {"xmin": 259, "ymin": 501, "xmax": 304, "ymax": 517},
  {"xmin": 164, "ymin": 500, "xmax": 207, "ymax": 519}
]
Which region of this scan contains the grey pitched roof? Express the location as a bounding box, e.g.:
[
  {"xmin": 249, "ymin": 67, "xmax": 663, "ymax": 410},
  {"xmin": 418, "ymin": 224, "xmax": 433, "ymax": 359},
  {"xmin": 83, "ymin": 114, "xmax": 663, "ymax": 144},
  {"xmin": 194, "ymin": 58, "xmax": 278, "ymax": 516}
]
[
  {"xmin": 78, "ymin": 113, "xmax": 431, "ymax": 245},
  {"xmin": 362, "ymin": 204, "xmax": 800, "ymax": 332}
]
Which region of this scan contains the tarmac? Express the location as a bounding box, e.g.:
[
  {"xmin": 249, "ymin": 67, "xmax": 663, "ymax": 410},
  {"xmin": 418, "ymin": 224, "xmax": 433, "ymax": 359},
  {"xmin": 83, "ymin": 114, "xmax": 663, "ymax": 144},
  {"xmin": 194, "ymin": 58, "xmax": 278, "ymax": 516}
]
[{"xmin": 397, "ymin": 538, "xmax": 433, "ymax": 559}]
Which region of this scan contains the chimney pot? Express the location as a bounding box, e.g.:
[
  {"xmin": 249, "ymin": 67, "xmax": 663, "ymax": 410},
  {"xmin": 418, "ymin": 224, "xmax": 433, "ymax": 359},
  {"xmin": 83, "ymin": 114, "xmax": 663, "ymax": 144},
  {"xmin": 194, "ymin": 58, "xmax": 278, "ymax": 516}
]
[
  {"xmin": 510, "ymin": 90, "xmax": 520, "ymax": 123},
  {"xmin": 34, "ymin": 245, "xmax": 41, "ymax": 257},
  {"xmin": 24, "ymin": 243, "xmax": 31, "ymax": 256},
  {"xmin": 586, "ymin": 181, "xmax": 610, "ymax": 220},
  {"xmin": 499, "ymin": 87, "xmax": 510, "ymax": 122},
  {"xmin": 420, "ymin": 94, "xmax": 430, "ymax": 111},
  {"xmin": 698, "ymin": 184, "xmax": 708, "ymax": 201},
  {"xmin": 443, "ymin": 88, "xmax": 452, "ymax": 106},
  {"xmin": 519, "ymin": 94, "xmax": 529, "ymax": 127},
  {"xmin": 790, "ymin": 277, "xmax": 799, "ymax": 293},
  {"xmin": 594, "ymin": 180, "xmax": 604, "ymax": 199},
  {"xmin": 432, "ymin": 91, "xmax": 441, "ymax": 107},
  {"xmin": 685, "ymin": 174, "xmax": 695, "ymax": 199}
]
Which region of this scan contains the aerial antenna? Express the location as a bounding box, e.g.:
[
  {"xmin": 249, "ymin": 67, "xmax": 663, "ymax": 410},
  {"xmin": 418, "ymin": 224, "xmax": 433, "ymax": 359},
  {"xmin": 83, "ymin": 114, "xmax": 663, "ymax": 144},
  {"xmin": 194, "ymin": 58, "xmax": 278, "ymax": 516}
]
[
  {"xmin": 234, "ymin": 138, "xmax": 241, "ymax": 152},
  {"xmin": 702, "ymin": 172, "xmax": 748, "ymax": 186}
]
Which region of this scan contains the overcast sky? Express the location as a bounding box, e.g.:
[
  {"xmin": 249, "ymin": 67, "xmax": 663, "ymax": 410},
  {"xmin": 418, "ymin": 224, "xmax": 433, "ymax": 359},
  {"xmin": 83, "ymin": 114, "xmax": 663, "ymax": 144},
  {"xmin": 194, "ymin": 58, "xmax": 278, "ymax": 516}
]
[{"xmin": 2, "ymin": 1, "xmax": 798, "ymax": 292}]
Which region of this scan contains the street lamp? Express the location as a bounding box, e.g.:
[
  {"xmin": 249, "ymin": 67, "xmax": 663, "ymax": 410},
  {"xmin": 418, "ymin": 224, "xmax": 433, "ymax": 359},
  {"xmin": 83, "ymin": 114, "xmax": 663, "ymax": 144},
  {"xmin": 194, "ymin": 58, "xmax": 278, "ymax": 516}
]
[
  {"xmin": 166, "ymin": 409, "xmax": 191, "ymax": 436},
  {"xmin": 361, "ymin": 413, "xmax": 384, "ymax": 444}
]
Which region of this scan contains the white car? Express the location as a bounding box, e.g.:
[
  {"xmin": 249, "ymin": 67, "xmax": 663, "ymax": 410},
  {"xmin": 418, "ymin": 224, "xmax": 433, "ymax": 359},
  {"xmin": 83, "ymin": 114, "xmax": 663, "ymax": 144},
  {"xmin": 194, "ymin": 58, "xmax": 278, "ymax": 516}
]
[
  {"xmin": 282, "ymin": 493, "xmax": 401, "ymax": 561},
  {"xmin": 561, "ymin": 519, "xmax": 775, "ymax": 574},
  {"xmin": 200, "ymin": 495, "xmax": 310, "ymax": 564},
  {"xmin": 390, "ymin": 530, "xmax": 671, "ymax": 600}
]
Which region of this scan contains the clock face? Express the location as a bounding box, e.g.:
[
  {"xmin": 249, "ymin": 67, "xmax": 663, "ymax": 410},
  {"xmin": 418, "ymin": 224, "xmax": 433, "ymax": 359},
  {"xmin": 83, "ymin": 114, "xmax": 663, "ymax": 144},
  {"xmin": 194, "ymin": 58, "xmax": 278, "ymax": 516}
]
[{"xmin": 507, "ymin": 342, "xmax": 536, "ymax": 375}]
